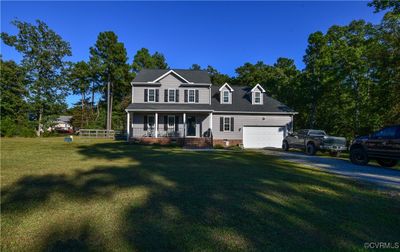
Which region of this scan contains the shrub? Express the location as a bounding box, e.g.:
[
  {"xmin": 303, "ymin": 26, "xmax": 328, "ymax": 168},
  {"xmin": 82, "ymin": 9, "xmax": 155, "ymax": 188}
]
[
  {"xmin": 0, "ymin": 117, "xmax": 36, "ymax": 137},
  {"xmin": 214, "ymin": 144, "xmax": 224, "ymax": 149}
]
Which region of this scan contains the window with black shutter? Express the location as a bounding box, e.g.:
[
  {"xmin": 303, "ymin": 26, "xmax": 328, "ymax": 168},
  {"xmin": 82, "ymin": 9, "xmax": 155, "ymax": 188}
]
[
  {"xmin": 184, "ymin": 90, "xmax": 188, "ymax": 102},
  {"xmin": 195, "ymin": 90, "xmax": 199, "ymax": 103},
  {"xmin": 144, "ymin": 116, "xmax": 148, "ymax": 130},
  {"xmin": 175, "ymin": 115, "xmax": 179, "ymax": 132},
  {"xmin": 164, "ymin": 116, "xmax": 168, "ymax": 131},
  {"xmin": 144, "ymin": 89, "xmax": 148, "ymax": 102},
  {"xmin": 155, "ymin": 89, "xmax": 159, "ymax": 102}
]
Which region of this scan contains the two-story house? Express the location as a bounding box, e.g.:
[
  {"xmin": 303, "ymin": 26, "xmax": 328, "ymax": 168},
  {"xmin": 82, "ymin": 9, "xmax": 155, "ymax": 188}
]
[{"xmin": 126, "ymin": 69, "xmax": 297, "ymax": 148}]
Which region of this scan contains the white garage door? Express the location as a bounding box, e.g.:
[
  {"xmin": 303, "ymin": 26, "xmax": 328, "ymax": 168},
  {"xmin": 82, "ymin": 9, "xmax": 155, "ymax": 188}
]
[{"xmin": 243, "ymin": 126, "xmax": 285, "ymax": 149}]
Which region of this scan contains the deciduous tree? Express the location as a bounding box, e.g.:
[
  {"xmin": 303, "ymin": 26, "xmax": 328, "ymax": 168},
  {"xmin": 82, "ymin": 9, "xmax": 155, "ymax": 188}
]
[{"xmin": 1, "ymin": 19, "xmax": 71, "ymax": 136}]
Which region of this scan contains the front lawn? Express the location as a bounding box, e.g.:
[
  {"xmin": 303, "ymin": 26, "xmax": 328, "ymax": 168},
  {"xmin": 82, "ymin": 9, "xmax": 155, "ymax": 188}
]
[{"xmin": 1, "ymin": 137, "xmax": 399, "ymax": 251}]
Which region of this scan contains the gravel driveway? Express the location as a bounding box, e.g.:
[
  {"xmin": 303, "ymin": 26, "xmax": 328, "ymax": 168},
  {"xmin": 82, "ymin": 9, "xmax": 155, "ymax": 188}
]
[{"xmin": 260, "ymin": 149, "xmax": 400, "ymax": 190}]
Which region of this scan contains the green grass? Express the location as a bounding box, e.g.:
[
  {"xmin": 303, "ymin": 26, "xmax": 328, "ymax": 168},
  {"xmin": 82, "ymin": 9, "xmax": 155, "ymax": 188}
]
[{"xmin": 1, "ymin": 137, "xmax": 400, "ymax": 251}]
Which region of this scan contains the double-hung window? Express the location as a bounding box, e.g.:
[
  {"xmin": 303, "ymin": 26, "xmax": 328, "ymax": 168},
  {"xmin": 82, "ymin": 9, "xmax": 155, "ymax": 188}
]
[
  {"xmin": 223, "ymin": 91, "xmax": 230, "ymax": 103},
  {"xmin": 254, "ymin": 91, "xmax": 261, "ymax": 104},
  {"xmin": 188, "ymin": 89, "xmax": 195, "ymax": 103},
  {"xmin": 147, "ymin": 115, "xmax": 155, "ymax": 129},
  {"xmin": 224, "ymin": 117, "xmax": 231, "ymax": 131},
  {"xmin": 167, "ymin": 115, "xmax": 175, "ymax": 130},
  {"xmin": 168, "ymin": 89, "xmax": 175, "ymax": 102},
  {"xmin": 148, "ymin": 89, "xmax": 156, "ymax": 102}
]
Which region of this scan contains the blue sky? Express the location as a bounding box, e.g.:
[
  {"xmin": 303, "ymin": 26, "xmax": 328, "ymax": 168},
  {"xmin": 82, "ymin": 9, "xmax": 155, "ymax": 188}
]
[{"xmin": 1, "ymin": 1, "xmax": 384, "ymax": 107}]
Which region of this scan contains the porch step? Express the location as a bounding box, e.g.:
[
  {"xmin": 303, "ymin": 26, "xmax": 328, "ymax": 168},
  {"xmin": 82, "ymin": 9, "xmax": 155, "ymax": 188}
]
[{"xmin": 183, "ymin": 138, "xmax": 213, "ymax": 149}]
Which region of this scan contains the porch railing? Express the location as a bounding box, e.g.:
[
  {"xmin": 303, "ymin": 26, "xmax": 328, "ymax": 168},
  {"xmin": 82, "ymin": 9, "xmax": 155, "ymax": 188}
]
[{"xmin": 131, "ymin": 126, "xmax": 184, "ymax": 138}]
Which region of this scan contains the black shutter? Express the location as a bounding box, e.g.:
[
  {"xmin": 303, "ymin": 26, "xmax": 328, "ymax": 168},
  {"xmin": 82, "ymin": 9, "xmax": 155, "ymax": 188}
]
[
  {"xmin": 220, "ymin": 117, "xmax": 223, "ymax": 131},
  {"xmin": 175, "ymin": 115, "xmax": 179, "ymax": 132},
  {"xmin": 230, "ymin": 117, "xmax": 234, "ymax": 131},
  {"xmin": 156, "ymin": 89, "xmax": 159, "ymax": 102},
  {"xmin": 164, "ymin": 116, "xmax": 168, "ymax": 131},
  {"xmin": 144, "ymin": 89, "xmax": 148, "ymax": 102},
  {"xmin": 195, "ymin": 90, "xmax": 199, "ymax": 103},
  {"xmin": 184, "ymin": 90, "xmax": 188, "ymax": 102},
  {"xmin": 175, "ymin": 89, "xmax": 179, "ymax": 102},
  {"xmin": 164, "ymin": 90, "xmax": 168, "ymax": 102},
  {"xmin": 144, "ymin": 116, "xmax": 148, "ymax": 130}
]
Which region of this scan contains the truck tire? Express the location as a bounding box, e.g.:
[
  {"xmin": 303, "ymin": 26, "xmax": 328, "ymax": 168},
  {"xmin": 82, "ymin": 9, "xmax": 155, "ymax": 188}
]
[
  {"xmin": 282, "ymin": 141, "xmax": 289, "ymax": 151},
  {"xmin": 350, "ymin": 148, "xmax": 369, "ymax": 165},
  {"xmin": 376, "ymin": 159, "xmax": 398, "ymax": 168},
  {"xmin": 306, "ymin": 143, "xmax": 316, "ymax": 155}
]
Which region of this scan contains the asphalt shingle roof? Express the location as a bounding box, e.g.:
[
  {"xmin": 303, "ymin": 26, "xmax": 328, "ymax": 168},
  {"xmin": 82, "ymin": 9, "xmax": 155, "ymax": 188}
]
[
  {"xmin": 210, "ymin": 86, "xmax": 294, "ymax": 113},
  {"xmin": 133, "ymin": 69, "xmax": 211, "ymax": 84}
]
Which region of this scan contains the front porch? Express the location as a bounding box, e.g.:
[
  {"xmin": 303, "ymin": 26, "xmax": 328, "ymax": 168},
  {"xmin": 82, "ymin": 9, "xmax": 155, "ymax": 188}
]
[{"xmin": 126, "ymin": 111, "xmax": 213, "ymax": 147}]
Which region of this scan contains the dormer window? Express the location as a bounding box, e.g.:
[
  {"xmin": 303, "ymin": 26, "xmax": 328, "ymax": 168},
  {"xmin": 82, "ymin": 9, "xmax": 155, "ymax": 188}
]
[
  {"xmin": 254, "ymin": 91, "xmax": 261, "ymax": 104},
  {"xmin": 219, "ymin": 83, "xmax": 234, "ymax": 104},
  {"xmin": 250, "ymin": 84, "xmax": 266, "ymax": 105},
  {"xmin": 223, "ymin": 90, "xmax": 230, "ymax": 103}
]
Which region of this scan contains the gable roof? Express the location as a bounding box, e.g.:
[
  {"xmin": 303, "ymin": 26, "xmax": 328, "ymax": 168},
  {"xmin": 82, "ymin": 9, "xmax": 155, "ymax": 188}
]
[
  {"xmin": 133, "ymin": 69, "xmax": 211, "ymax": 84},
  {"xmin": 218, "ymin": 83, "xmax": 234, "ymax": 92},
  {"xmin": 250, "ymin": 84, "xmax": 266, "ymax": 93}
]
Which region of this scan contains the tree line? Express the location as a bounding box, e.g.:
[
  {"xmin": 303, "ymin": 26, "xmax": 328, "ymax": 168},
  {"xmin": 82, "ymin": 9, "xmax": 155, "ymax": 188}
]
[{"xmin": 1, "ymin": 0, "xmax": 398, "ymax": 139}]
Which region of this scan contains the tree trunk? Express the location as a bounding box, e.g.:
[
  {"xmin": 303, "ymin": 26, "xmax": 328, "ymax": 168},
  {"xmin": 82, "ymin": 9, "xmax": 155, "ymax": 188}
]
[
  {"xmin": 37, "ymin": 108, "xmax": 43, "ymax": 137},
  {"xmin": 106, "ymin": 78, "xmax": 111, "ymax": 135},
  {"xmin": 91, "ymin": 83, "xmax": 95, "ymax": 113},
  {"xmin": 81, "ymin": 92, "xmax": 85, "ymax": 129},
  {"xmin": 109, "ymin": 84, "xmax": 113, "ymax": 131},
  {"xmin": 95, "ymin": 98, "xmax": 100, "ymax": 121}
]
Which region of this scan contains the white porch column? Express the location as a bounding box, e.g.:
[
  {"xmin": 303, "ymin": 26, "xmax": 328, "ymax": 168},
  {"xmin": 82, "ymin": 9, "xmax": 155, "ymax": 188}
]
[
  {"xmin": 126, "ymin": 111, "xmax": 130, "ymax": 141},
  {"xmin": 209, "ymin": 112, "xmax": 213, "ymax": 131},
  {"xmin": 183, "ymin": 113, "xmax": 186, "ymax": 137},
  {"xmin": 155, "ymin": 112, "xmax": 158, "ymax": 138}
]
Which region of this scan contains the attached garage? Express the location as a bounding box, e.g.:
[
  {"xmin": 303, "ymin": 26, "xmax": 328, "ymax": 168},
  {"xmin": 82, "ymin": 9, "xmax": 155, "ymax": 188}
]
[{"xmin": 243, "ymin": 126, "xmax": 286, "ymax": 149}]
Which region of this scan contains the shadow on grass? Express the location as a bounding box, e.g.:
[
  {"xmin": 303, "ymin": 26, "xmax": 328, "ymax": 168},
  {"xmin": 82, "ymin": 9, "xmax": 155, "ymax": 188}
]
[{"xmin": 2, "ymin": 141, "xmax": 400, "ymax": 251}]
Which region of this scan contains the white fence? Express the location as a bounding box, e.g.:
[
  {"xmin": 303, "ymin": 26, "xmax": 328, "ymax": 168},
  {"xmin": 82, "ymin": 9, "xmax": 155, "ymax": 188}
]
[{"xmin": 79, "ymin": 129, "xmax": 116, "ymax": 139}]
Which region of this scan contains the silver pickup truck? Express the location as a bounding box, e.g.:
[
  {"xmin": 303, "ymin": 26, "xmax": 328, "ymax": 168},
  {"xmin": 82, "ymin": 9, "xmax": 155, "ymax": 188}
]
[{"xmin": 282, "ymin": 129, "xmax": 347, "ymax": 156}]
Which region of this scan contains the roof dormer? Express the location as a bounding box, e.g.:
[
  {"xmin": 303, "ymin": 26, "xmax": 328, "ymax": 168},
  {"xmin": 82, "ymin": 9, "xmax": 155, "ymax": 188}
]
[
  {"xmin": 250, "ymin": 84, "xmax": 265, "ymax": 105},
  {"xmin": 219, "ymin": 83, "xmax": 234, "ymax": 104}
]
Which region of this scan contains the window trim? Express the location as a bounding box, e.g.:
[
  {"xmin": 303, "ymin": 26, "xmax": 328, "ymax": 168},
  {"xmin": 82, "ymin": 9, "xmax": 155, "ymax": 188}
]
[
  {"xmin": 223, "ymin": 116, "xmax": 231, "ymax": 132},
  {"xmin": 147, "ymin": 88, "xmax": 156, "ymax": 103},
  {"xmin": 167, "ymin": 115, "xmax": 175, "ymax": 129},
  {"xmin": 188, "ymin": 89, "xmax": 196, "ymax": 103},
  {"xmin": 254, "ymin": 91, "xmax": 261, "ymax": 104},
  {"xmin": 168, "ymin": 89, "xmax": 176, "ymax": 102},
  {"xmin": 222, "ymin": 90, "xmax": 230, "ymax": 104}
]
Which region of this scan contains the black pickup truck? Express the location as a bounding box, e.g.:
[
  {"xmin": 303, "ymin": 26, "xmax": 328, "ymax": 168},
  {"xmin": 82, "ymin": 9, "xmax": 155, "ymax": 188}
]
[
  {"xmin": 282, "ymin": 129, "xmax": 347, "ymax": 156},
  {"xmin": 350, "ymin": 125, "xmax": 400, "ymax": 167}
]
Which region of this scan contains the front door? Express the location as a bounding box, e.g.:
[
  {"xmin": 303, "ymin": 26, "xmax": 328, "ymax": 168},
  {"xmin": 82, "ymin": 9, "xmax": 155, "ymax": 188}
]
[{"xmin": 187, "ymin": 116, "xmax": 196, "ymax": 137}]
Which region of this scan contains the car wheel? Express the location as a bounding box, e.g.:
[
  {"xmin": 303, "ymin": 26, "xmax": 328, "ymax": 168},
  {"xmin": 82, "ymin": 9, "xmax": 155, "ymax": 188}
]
[
  {"xmin": 282, "ymin": 141, "xmax": 289, "ymax": 151},
  {"xmin": 350, "ymin": 148, "xmax": 369, "ymax": 165},
  {"xmin": 306, "ymin": 143, "xmax": 316, "ymax": 155},
  {"xmin": 376, "ymin": 159, "xmax": 398, "ymax": 168}
]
